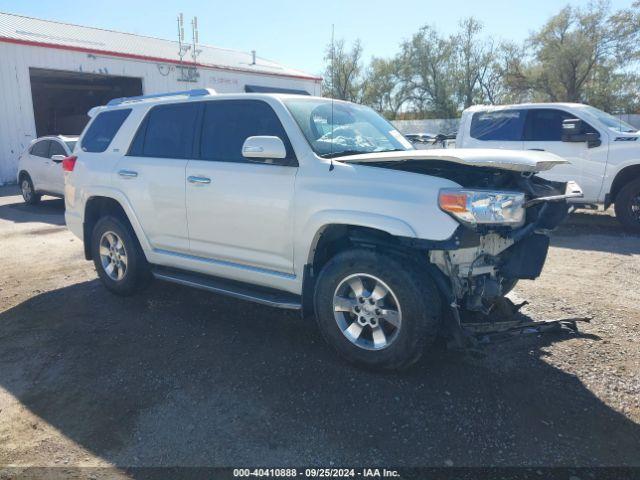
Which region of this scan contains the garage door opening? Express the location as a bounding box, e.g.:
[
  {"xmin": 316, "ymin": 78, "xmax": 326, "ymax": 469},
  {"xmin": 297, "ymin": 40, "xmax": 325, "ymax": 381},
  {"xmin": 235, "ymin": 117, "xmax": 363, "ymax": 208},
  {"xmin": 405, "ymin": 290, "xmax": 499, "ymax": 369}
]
[{"xmin": 29, "ymin": 68, "xmax": 143, "ymax": 137}]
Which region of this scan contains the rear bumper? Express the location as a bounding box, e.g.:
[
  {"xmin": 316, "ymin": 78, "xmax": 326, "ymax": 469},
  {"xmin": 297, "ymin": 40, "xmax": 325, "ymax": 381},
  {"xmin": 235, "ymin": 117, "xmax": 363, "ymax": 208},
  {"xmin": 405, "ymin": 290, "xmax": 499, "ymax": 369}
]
[{"xmin": 65, "ymin": 210, "xmax": 83, "ymax": 241}]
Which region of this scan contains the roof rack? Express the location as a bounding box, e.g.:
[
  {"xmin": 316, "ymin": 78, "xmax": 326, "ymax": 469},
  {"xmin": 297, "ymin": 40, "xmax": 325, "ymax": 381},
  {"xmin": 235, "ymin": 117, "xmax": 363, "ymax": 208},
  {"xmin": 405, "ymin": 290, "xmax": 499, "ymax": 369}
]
[{"xmin": 107, "ymin": 88, "xmax": 216, "ymax": 106}]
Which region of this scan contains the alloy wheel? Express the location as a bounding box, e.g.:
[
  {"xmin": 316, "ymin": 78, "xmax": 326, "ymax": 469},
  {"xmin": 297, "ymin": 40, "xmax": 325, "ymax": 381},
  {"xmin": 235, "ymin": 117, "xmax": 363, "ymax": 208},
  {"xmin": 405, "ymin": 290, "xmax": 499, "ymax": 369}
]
[
  {"xmin": 21, "ymin": 179, "xmax": 32, "ymax": 202},
  {"xmin": 99, "ymin": 231, "xmax": 128, "ymax": 281},
  {"xmin": 333, "ymin": 273, "xmax": 402, "ymax": 350}
]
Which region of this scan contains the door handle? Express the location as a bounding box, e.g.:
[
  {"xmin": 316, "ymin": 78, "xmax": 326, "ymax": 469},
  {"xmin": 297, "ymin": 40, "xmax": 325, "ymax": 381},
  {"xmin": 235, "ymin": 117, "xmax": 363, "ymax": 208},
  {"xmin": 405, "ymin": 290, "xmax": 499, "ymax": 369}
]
[
  {"xmin": 188, "ymin": 175, "xmax": 211, "ymax": 185},
  {"xmin": 118, "ymin": 169, "xmax": 138, "ymax": 178},
  {"xmin": 527, "ymin": 148, "xmax": 545, "ymax": 151}
]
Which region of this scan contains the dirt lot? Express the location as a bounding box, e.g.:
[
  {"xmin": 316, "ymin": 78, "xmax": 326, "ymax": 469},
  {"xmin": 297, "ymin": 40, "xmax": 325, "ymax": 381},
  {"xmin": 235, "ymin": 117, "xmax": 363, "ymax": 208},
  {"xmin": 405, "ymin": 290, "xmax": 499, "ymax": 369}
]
[{"xmin": 0, "ymin": 185, "xmax": 639, "ymax": 475}]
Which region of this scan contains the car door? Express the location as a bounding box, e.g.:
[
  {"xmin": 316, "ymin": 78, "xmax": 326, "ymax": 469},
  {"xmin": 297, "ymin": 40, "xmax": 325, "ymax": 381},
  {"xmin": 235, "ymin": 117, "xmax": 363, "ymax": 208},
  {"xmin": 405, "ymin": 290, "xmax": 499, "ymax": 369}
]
[
  {"xmin": 185, "ymin": 99, "xmax": 297, "ymax": 276},
  {"xmin": 464, "ymin": 109, "xmax": 526, "ymax": 151},
  {"xmin": 27, "ymin": 140, "xmax": 52, "ymax": 191},
  {"xmin": 523, "ymin": 109, "xmax": 607, "ymax": 202},
  {"xmin": 115, "ymin": 103, "xmax": 199, "ymax": 255},
  {"xmin": 46, "ymin": 140, "xmax": 68, "ymax": 195}
]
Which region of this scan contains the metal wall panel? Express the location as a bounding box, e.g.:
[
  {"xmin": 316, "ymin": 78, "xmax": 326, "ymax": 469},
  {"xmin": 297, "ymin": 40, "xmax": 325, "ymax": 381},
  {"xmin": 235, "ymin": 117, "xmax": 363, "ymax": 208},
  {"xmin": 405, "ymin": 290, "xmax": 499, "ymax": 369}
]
[{"xmin": 0, "ymin": 42, "xmax": 320, "ymax": 184}]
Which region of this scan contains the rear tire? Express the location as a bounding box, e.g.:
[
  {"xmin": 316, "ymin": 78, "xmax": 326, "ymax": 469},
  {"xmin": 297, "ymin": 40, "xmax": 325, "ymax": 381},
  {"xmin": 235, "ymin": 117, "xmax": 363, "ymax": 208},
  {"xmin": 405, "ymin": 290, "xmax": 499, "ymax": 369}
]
[
  {"xmin": 614, "ymin": 178, "xmax": 640, "ymax": 233},
  {"xmin": 313, "ymin": 249, "xmax": 441, "ymax": 371},
  {"xmin": 91, "ymin": 215, "xmax": 151, "ymax": 296},
  {"xmin": 20, "ymin": 174, "xmax": 41, "ymax": 205}
]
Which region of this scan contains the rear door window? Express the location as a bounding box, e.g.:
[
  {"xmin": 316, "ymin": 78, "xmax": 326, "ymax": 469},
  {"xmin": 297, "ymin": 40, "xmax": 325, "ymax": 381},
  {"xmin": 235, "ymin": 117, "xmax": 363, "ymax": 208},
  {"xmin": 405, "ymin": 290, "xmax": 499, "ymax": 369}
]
[
  {"xmin": 81, "ymin": 109, "xmax": 132, "ymax": 153},
  {"xmin": 470, "ymin": 110, "xmax": 526, "ymax": 141},
  {"xmin": 200, "ymin": 99, "xmax": 296, "ymax": 164},
  {"xmin": 30, "ymin": 140, "xmax": 50, "ymax": 158},
  {"xmin": 132, "ymin": 103, "xmax": 201, "ymax": 159}
]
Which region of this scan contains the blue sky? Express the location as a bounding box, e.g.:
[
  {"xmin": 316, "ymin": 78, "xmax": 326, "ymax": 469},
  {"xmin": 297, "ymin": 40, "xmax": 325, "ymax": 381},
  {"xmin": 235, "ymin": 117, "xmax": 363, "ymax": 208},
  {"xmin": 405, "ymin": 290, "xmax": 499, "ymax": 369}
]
[{"xmin": 0, "ymin": 0, "xmax": 635, "ymax": 75}]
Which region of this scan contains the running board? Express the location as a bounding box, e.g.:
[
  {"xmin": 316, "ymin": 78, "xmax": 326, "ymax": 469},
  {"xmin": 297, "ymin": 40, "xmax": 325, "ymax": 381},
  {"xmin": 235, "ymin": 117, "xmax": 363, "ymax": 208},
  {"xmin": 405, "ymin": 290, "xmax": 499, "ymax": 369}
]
[{"xmin": 151, "ymin": 267, "xmax": 302, "ymax": 310}]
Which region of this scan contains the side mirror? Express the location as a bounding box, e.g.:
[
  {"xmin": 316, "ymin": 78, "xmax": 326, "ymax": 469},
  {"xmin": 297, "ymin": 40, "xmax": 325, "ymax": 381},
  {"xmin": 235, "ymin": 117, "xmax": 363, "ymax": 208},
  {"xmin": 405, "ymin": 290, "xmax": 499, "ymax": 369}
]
[
  {"xmin": 51, "ymin": 154, "xmax": 66, "ymax": 163},
  {"xmin": 585, "ymin": 132, "xmax": 602, "ymax": 149},
  {"xmin": 561, "ymin": 119, "xmax": 601, "ymax": 148},
  {"xmin": 242, "ymin": 136, "xmax": 287, "ymax": 162}
]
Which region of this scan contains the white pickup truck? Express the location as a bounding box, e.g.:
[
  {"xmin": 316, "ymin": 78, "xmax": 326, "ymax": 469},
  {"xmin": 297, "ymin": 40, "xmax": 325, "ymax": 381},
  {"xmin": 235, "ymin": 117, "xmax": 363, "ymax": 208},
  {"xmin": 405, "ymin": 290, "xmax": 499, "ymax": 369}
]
[
  {"xmin": 456, "ymin": 103, "xmax": 640, "ymax": 231},
  {"xmin": 64, "ymin": 90, "xmax": 582, "ymax": 370}
]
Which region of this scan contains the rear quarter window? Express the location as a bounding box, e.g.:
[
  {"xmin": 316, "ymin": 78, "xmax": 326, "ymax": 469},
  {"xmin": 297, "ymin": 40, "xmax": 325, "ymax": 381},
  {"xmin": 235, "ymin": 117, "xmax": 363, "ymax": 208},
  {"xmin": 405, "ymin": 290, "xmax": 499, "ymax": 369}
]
[
  {"xmin": 30, "ymin": 140, "xmax": 50, "ymax": 158},
  {"xmin": 81, "ymin": 109, "xmax": 132, "ymax": 153},
  {"xmin": 470, "ymin": 110, "xmax": 526, "ymax": 141}
]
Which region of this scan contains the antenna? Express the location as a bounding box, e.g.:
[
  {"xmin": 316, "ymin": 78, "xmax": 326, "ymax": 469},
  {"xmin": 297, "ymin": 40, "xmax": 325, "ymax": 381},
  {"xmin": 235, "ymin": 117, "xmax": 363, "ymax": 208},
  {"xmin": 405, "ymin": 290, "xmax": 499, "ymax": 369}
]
[
  {"xmin": 329, "ymin": 23, "xmax": 335, "ymax": 171},
  {"xmin": 177, "ymin": 13, "xmax": 191, "ymax": 61},
  {"xmin": 191, "ymin": 16, "xmax": 202, "ymax": 64}
]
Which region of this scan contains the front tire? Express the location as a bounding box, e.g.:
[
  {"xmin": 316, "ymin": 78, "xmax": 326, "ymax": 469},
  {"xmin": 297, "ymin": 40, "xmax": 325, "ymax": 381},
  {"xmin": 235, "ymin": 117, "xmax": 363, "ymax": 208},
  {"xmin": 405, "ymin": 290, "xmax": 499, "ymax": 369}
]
[
  {"xmin": 91, "ymin": 215, "xmax": 150, "ymax": 296},
  {"xmin": 314, "ymin": 249, "xmax": 441, "ymax": 371},
  {"xmin": 20, "ymin": 174, "xmax": 41, "ymax": 205},
  {"xmin": 614, "ymin": 178, "xmax": 640, "ymax": 233}
]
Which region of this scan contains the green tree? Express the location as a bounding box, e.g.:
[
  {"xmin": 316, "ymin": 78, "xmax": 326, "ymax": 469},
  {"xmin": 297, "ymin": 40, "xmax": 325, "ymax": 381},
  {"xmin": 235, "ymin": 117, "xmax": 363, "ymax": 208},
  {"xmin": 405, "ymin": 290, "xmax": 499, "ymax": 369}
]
[
  {"xmin": 361, "ymin": 56, "xmax": 409, "ymax": 118},
  {"xmin": 453, "ymin": 18, "xmax": 496, "ymax": 108},
  {"xmin": 322, "ymin": 39, "xmax": 364, "ymax": 102},
  {"xmin": 400, "ymin": 26, "xmax": 458, "ymax": 118},
  {"xmin": 523, "ymin": 1, "xmax": 640, "ymax": 106}
]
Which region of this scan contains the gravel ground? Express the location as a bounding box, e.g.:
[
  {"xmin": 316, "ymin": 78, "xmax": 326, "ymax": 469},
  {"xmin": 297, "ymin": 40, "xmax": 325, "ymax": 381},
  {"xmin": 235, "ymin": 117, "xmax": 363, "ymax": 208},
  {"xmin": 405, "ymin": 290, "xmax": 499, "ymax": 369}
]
[{"xmin": 0, "ymin": 186, "xmax": 638, "ymax": 476}]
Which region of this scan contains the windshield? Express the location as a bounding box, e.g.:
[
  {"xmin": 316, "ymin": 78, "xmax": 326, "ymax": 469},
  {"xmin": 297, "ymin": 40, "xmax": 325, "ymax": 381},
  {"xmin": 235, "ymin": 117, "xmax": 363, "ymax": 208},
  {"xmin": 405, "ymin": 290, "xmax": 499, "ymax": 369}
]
[
  {"xmin": 283, "ymin": 98, "xmax": 413, "ymax": 157},
  {"xmin": 581, "ymin": 106, "xmax": 637, "ymax": 133},
  {"xmin": 65, "ymin": 141, "xmax": 77, "ymax": 151}
]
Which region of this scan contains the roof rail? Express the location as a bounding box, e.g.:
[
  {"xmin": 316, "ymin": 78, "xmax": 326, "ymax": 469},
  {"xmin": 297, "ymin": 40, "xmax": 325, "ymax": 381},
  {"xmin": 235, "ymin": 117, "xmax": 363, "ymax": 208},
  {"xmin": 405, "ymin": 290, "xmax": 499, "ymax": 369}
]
[{"xmin": 107, "ymin": 88, "xmax": 216, "ymax": 106}]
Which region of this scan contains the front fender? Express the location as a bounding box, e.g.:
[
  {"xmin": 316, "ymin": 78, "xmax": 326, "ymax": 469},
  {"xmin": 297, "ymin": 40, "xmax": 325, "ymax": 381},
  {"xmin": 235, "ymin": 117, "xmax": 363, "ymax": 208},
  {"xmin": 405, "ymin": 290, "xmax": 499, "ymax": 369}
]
[{"xmin": 298, "ymin": 209, "xmax": 418, "ymax": 266}]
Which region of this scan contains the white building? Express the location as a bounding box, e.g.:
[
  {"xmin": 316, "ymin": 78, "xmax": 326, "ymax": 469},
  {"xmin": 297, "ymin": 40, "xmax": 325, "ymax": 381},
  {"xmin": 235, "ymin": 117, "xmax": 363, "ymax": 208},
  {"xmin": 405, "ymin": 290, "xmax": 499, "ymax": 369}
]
[{"xmin": 0, "ymin": 12, "xmax": 322, "ymax": 184}]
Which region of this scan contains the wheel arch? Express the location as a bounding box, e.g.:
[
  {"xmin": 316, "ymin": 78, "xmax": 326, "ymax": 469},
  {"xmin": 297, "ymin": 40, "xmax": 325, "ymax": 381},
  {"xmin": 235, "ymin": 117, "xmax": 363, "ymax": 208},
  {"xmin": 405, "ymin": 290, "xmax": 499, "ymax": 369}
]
[
  {"xmin": 607, "ymin": 164, "xmax": 640, "ymax": 208},
  {"xmin": 299, "ymin": 215, "xmax": 420, "ymax": 318},
  {"xmin": 82, "ymin": 194, "xmax": 149, "ymax": 261}
]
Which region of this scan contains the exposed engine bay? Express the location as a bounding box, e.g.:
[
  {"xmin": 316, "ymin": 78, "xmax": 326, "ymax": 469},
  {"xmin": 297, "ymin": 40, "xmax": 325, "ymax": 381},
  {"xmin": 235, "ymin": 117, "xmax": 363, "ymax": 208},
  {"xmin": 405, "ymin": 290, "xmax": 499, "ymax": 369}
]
[{"xmin": 351, "ymin": 158, "xmax": 583, "ymax": 332}]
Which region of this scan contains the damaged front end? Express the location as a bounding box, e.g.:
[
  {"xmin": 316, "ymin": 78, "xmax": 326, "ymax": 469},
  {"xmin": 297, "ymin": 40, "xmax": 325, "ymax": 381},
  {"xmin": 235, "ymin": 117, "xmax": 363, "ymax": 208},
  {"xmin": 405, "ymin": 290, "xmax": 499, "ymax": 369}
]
[
  {"xmin": 430, "ymin": 178, "xmax": 582, "ymax": 316},
  {"xmin": 429, "ymin": 174, "xmax": 581, "ymax": 342},
  {"xmin": 356, "ymin": 156, "xmax": 583, "ymax": 342}
]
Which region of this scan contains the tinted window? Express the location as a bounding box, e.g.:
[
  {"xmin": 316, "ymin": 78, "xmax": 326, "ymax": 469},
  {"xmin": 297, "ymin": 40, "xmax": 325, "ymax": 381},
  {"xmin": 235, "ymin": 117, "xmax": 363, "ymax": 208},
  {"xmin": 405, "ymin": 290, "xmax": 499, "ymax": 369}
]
[
  {"xmin": 82, "ymin": 109, "xmax": 131, "ymax": 153},
  {"xmin": 136, "ymin": 103, "xmax": 200, "ymax": 159},
  {"xmin": 200, "ymin": 100, "xmax": 296, "ymax": 164},
  {"xmin": 524, "ymin": 109, "xmax": 596, "ymax": 141},
  {"xmin": 49, "ymin": 141, "xmax": 67, "ymax": 157},
  {"xmin": 30, "ymin": 140, "xmax": 50, "ymax": 158},
  {"xmin": 65, "ymin": 141, "xmax": 77, "ymax": 151},
  {"xmin": 470, "ymin": 110, "xmax": 526, "ymax": 141}
]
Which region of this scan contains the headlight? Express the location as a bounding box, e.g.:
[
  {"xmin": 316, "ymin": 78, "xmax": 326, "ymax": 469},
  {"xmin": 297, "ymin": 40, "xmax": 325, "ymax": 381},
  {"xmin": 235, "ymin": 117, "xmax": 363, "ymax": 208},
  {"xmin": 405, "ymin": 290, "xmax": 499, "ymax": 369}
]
[{"xmin": 438, "ymin": 189, "xmax": 525, "ymax": 227}]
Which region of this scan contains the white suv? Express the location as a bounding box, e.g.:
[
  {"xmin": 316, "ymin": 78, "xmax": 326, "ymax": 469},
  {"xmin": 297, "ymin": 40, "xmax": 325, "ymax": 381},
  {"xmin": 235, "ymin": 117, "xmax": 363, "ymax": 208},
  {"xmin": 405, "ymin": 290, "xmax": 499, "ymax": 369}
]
[
  {"xmin": 17, "ymin": 135, "xmax": 78, "ymax": 204},
  {"xmin": 64, "ymin": 89, "xmax": 582, "ymax": 370}
]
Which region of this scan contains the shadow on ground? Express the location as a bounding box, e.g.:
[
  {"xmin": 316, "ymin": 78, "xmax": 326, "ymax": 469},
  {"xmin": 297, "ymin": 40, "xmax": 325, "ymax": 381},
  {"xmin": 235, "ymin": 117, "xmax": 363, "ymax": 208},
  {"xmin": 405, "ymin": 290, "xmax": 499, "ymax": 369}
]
[
  {"xmin": 0, "ymin": 280, "xmax": 638, "ymax": 467},
  {"xmin": 0, "ymin": 197, "xmax": 65, "ymax": 226}
]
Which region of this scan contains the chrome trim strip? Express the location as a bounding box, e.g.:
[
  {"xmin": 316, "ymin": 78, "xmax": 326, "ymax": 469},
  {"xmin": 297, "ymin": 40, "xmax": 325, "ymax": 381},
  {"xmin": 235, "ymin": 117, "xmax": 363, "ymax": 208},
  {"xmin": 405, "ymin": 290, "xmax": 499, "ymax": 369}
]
[{"xmin": 154, "ymin": 248, "xmax": 296, "ymax": 279}]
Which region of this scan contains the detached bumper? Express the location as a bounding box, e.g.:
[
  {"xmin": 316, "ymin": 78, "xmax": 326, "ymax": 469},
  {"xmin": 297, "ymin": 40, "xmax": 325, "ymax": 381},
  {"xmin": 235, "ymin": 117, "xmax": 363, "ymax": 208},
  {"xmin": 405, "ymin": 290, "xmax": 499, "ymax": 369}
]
[{"xmin": 524, "ymin": 180, "xmax": 583, "ymax": 207}]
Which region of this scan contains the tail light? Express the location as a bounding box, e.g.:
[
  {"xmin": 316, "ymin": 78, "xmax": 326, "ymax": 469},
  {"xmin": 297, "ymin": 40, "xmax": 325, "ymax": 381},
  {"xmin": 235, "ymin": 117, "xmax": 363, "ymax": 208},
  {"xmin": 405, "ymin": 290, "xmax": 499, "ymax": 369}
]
[{"xmin": 62, "ymin": 155, "xmax": 77, "ymax": 172}]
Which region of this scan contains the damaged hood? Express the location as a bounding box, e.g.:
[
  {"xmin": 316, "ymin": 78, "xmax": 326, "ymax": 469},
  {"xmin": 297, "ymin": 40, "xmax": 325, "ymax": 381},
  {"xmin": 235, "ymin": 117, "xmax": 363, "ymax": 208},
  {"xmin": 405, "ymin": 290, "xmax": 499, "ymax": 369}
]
[{"xmin": 337, "ymin": 148, "xmax": 568, "ymax": 173}]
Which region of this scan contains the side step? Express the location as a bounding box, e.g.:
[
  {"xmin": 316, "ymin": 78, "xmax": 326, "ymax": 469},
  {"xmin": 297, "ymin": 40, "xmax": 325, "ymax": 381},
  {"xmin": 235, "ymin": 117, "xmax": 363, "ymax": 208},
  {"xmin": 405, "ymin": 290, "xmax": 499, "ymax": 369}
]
[{"xmin": 151, "ymin": 267, "xmax": 302, "ymax": 310}]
